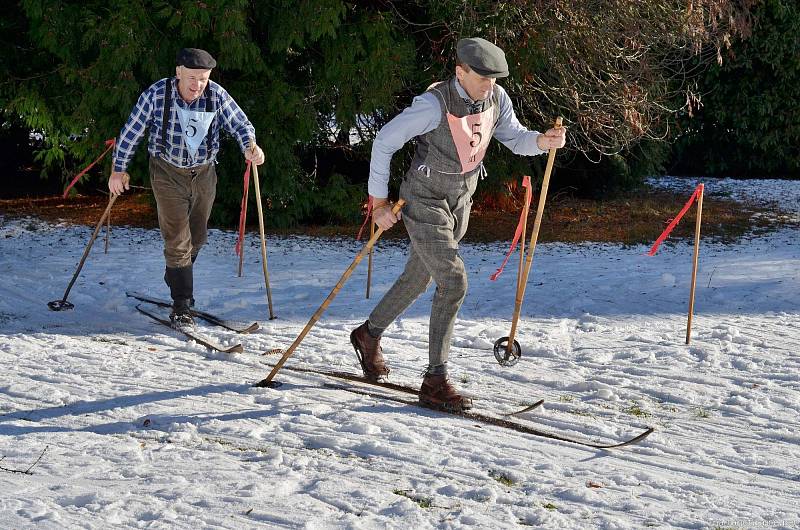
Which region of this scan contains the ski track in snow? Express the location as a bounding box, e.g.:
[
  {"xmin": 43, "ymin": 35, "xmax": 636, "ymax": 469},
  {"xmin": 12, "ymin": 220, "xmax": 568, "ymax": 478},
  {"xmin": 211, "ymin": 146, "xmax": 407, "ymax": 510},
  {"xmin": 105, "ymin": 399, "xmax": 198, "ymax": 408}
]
[{"xmin": 1, "ymin": 176, "xmax": 799, "ymax": 529}]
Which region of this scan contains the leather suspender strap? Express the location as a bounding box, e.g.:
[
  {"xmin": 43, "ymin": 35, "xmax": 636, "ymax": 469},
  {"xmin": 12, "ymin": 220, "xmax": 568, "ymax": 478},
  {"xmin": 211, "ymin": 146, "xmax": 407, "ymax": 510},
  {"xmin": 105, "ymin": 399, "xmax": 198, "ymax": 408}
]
[
  {"xmin": 203, "ymin": 84, "xmax": 214, "ymax": 154},
  {"xmin": 160, "ymin": 77, "xmax": 173, "ymax": 156}
]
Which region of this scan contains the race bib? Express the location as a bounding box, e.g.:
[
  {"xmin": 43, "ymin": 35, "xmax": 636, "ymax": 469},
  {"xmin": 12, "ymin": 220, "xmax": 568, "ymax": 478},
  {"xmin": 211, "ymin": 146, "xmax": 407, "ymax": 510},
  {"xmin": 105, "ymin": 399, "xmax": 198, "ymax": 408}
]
[
  {"xmin": 177, "ymin": 106, "xmax": 215, "ymax": 160},
  {"xmin": 446, "ymin": 106, "xmax": 494, "ymax": 174}
]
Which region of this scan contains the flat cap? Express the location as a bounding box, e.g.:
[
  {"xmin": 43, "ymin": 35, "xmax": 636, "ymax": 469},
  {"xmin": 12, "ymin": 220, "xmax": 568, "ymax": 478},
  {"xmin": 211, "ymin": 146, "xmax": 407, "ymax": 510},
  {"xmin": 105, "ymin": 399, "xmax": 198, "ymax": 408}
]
[
  {"xmin": 176, "ymin": 48, "xmax": 217, "ymax": 70},
  {"xmin": 456, "ymin": 37, "xmax": 508, "ymax": 78}
]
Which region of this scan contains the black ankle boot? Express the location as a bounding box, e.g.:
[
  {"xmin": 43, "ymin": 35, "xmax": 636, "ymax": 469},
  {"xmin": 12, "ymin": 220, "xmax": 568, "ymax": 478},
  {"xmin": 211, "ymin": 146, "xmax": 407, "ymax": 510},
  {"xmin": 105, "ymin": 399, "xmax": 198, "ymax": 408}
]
[
  {"xmin": 169, "ymin": 298, "xmax": 194, "ymax": 326},
  {"xmin": 164, "ymin": 265, "xmax": 194, "ymax": 326}
]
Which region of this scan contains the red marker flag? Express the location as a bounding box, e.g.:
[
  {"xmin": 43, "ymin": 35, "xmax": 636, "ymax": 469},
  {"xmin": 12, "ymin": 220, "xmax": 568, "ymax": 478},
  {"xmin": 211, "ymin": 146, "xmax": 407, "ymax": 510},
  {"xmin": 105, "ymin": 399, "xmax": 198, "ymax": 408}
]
[
  {"xmin": 62, "ymin": 138, "xmax": 116, "ymax": 198},
  {"xmin": 235, "ymin": 160, "xmax": 252, "ymax": 256},
  {"xmin": 356, "ymin": 196, "xmax": 374, "ymax": 240},
  {"xmin": 648, "ymin": 184, "xmax": 704, "ymax": 256},
  {"xmin": 490, "ymin": 175, "xmax": 533, "ymax": 281}
]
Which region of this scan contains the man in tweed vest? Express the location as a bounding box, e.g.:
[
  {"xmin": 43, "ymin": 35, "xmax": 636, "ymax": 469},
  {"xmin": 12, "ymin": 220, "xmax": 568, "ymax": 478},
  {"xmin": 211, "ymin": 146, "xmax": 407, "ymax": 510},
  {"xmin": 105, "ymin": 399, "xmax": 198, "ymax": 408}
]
[
  {"xmin": 351, "ymin": 37, "xmax": 566, "ymax": 412},
  {"xmin": 108, "ymin": 48, "xmax": 265, "ymax": 326}
]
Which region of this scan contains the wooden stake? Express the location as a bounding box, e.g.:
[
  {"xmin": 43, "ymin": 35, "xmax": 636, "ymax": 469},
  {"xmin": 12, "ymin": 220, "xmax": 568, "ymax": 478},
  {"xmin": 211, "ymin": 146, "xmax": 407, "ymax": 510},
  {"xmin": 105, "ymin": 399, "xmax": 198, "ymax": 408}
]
[
  {"xmin": 255, "ymin": 200, "xmax": 406, "ymax": 387},
  {"xmin": 685, "ymin": 184, "xmax": 704, "ymax": 344},
  {"xmin": 251, "ymin": 162, "xmax": 275, "ymax": 320},
  {"xmin": 506, "ymin": 117, "xmax": 563, "ymax": 352},
  {"xmin": 238, "ymin": 171, "xmax": 251, "ymax": 277}
]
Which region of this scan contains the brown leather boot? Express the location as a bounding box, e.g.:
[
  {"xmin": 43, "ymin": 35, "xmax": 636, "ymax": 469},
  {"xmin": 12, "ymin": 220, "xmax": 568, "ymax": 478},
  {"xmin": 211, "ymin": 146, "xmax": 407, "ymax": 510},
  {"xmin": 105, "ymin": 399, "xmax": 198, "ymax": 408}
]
[
  {"xmin": 350, "ymin": 321, "xmax": 390, "ymax": 382},
  {"xmin": 419, "ymin": 373, "xmax": 473, "ymax": 412}
]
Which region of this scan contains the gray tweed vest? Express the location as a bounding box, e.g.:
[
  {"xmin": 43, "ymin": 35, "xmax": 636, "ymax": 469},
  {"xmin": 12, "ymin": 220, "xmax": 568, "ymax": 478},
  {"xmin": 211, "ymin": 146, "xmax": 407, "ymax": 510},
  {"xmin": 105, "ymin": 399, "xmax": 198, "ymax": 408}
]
[{"xmin": 408, "ymin": 76, "xmax": 500, "ymax": 179}]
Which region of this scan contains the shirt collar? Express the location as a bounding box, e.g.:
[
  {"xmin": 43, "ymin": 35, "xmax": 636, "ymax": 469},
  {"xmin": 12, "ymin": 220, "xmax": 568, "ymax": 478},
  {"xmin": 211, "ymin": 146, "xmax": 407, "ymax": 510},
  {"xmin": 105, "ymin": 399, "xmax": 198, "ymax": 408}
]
[{"xmin": 454, "ymin": 77, "xmax": 493, "ymax": 104}]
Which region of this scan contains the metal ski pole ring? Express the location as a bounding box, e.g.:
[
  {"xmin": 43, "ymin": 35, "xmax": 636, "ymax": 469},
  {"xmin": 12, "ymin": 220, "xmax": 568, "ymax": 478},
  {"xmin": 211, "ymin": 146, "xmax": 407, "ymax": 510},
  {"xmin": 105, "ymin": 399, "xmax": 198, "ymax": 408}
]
[
  {"xmin": 493, "ymin": 337, "xmax": 522, "ymax": 366},
  {"xmin": 47, "ymin": 299, "xmax": 75, "ymax": 311},
  {"xmin": 494, "ymin": 116, "xmax": 563, "ymax": 365}
]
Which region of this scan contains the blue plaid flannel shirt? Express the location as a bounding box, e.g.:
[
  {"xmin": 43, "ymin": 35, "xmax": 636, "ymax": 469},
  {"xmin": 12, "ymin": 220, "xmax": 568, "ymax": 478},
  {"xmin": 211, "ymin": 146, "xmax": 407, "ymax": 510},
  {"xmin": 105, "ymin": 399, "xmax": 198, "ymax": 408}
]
[{"xmin": 112, "ymin": 78, "xmax": 255, "ymax": 172}]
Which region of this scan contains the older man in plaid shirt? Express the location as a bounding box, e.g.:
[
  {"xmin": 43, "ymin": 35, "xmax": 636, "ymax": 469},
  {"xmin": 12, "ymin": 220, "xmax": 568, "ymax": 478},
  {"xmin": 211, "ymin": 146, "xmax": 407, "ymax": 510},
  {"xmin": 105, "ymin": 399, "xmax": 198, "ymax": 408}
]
[{"xmin": 109, "ymin": 48, "xmax": 264, "ymax": 325}]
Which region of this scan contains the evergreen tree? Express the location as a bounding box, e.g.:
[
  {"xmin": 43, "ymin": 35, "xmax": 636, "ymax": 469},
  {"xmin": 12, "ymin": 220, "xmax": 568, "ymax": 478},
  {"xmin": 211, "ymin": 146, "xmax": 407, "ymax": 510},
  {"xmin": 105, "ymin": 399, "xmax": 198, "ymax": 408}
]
[
  {"xmin": 1, "ymin": 0, "xmax": 757, "ymax": 224},
  {"xmin": 673, "ymin": 0, "xmax": 800, "ymax": 177}
]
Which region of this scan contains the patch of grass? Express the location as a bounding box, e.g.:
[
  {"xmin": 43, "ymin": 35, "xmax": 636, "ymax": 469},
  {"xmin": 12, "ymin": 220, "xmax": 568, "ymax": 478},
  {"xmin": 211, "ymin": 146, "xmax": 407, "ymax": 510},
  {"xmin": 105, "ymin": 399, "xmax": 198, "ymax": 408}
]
[
  {"xmin": 207, "ymin": 437, "xmax": 266, "ymax": 453},
  {"xmin": 91, "ymin": 336, "xmax": 128, "ymax": 345},
  {"xmin": 2, "ymin": 186, "xmax": 795, "ymax": 245},
  {"xmin": 489, "ymin": 470, "xmax": 515, "ymax": 487},
  {"xmin": 393, "ymin": 489, "xmax": 432, "ymax": 509},
  {"xmin": 460, "ymin": 374, "xmax": 471, "ymax": 384},
  {"xmin": 695, "ymin": 407, "xmax": 711, "ymax": 418},
  {"xmin": 0, "ymin": 193, "xmax": 160, "ymax": 230},
  {"xmin": 559, "ymin": 394, "xmax": 595, "ymax": 416},
  {"xmin": 542, "ymin": 502, "xmax": 558, "ymax": 511},
  {"xmin": 624, "ymin": 404, "xmax": 651, "ymax": 418},
  {"xmin": 468, "ymin": 188, "xmax": 796, "ymax": 244}
]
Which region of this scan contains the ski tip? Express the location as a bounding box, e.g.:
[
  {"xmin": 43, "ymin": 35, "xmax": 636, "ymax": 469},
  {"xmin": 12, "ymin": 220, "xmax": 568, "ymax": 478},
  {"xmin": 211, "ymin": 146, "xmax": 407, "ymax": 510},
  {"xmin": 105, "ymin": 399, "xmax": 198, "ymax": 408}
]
[
  {"xmin": 607, "ymin": 426, "xmax": 656, "ymax": 449},
  {"xmin": 502, "ymin": 398, "xmax": 545, "ymax": 416},
  {"xmin": 241, "ymin": 323, "xmax": 260, "ymax": 334},
  {"xmin": 638, "ymin": 426, "xmax": 655, "ymax": 438}
]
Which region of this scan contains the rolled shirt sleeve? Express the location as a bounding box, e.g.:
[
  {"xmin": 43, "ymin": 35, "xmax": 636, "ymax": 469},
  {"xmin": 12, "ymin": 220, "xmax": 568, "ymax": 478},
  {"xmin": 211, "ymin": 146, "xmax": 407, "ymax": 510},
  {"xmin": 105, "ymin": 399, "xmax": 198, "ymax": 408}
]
[
  {"xmin": 368, "ymin": 92, "xmax": 441, "ymax": 199},
  {"xmin": 113, "ymin": 87, "xmax": 154, "ymax": 173},
  {"xmin": 216, "ymin": 86, "xmax": 256, "ymax": 152},
  {"xmin": 492, "ymin": 85, "xmax": 546, "ymax": 157}
]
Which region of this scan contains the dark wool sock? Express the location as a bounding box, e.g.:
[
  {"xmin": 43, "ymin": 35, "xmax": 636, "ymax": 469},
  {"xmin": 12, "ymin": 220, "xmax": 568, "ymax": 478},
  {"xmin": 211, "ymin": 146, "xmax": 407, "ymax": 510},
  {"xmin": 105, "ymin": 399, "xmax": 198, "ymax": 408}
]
[
  {"xmin": 366, "ymin": 320, "xmax": 384, "ymax": 338},
  {"xmin": 426, "ymin": 363, "xmax": 448, "ymax": 376}
]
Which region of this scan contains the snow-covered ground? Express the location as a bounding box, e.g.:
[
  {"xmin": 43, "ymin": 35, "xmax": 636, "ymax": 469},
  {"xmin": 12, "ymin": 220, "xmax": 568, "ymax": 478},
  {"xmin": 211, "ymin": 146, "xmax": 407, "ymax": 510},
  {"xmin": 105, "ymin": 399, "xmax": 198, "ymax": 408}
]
[{"xmin": 1, "ymin": 177, "xmax": 798, "ymax": 529}]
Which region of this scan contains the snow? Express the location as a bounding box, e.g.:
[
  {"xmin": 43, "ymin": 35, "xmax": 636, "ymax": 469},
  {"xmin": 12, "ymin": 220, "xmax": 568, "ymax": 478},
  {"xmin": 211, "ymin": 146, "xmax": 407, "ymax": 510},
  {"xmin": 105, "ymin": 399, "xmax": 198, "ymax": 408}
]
[{"xmin": 1, "ymin": 176, "xmax": 799, "ymax": 529}]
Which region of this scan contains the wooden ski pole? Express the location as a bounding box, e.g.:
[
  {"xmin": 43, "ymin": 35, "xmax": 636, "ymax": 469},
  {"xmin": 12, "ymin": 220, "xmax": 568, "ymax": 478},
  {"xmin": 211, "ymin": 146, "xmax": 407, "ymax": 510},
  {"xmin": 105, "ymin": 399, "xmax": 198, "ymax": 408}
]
[
  {"xmin": 104, "ymin": 208, "xmax": 111, "ymax": 254},
  {"xmin": 48, "ymin": 194, "xmax": 117, "ymax": 311},
  {"xmin": 250, "ymin": 158, "xmax": 275, "ymax": 320},
  {"xmin": 512, "ymin": 179, "xmax": 532, "ymax": 332},
  {"xmin": 504, "ymin": 117, "xmax": 563, "ymax": 356},
  {"xmin": 685, "ymin": 184, "xmax": 704, "ymax": 344},
  {"xmin": 501, "ymin": 179, "xmax": 533, "ymax": 361},
  {"xmin": 255, "ymin": 200, "xmax": 406, "ymax": 388},
  {"xmin": 366, "ymin": 218, "xmax": 375, "ymax": 299},
  {"xmin": 238, "ymin": 170, "xmax": 251, "ymax": 277}
]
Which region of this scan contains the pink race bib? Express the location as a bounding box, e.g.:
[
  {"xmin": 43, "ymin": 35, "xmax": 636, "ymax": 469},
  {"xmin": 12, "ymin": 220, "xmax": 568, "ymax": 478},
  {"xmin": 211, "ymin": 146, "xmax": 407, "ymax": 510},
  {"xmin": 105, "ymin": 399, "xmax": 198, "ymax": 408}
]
[{"xmin": 446, "ymin": 107, "xmax": 494, "ymax": 173}]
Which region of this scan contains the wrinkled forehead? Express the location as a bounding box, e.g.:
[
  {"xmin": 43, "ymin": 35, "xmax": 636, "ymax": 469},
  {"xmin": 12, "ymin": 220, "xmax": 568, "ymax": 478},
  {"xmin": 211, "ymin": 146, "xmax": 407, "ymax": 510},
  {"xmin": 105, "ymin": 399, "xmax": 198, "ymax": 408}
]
[{"xmin": 179, "ymin": 66, "xmax": 212, "ymax": 78}]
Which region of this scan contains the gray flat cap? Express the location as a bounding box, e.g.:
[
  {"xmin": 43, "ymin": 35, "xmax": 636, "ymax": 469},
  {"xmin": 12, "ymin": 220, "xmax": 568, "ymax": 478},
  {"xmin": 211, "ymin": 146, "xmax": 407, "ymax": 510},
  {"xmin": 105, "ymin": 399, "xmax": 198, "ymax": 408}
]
[
  {"xmin": 456, "ymin": 37, "xmax": 508, "ymax": 78},
  {"xmin": 176, "ymin": 48, "xmax": 217, "ymax": 70}
]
